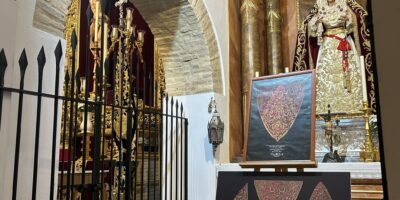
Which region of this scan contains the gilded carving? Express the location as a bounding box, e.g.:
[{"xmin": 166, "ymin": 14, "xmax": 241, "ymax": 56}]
[
  {"xmin": 265, "ymin": 0, "xmax": 284, "ymax": 75},
  {"xmin": 154, "ymin": 45, "xmax": 166, "ymax": 108},
  {"xmin": 241, "ymin": 0, "xmax": 261, "ymax": 123},
  {"xmin": 266, "ymin": 2, "xmax": 282, "ymax": 33},
  {"xmin": 64, "ymin": 0, "xmax": 80, "ymax": 79},
  {"xmin": 61, "ymin": 0, "xmax": 81, "ymax": 148},
  {"xmin": 240, "ymin": 0, "xmax": 259, "ymax": 13}
]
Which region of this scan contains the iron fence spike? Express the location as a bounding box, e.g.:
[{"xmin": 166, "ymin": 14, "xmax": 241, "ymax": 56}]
[
  {"xmin": 76, "ymin": 71, "xmax": 81, "ymax": 90},
  {"xmin": 18, "ymin": 49, "xmax": 28, "ymax": 74},
  {"xmin": 101, "ymin": 0, "xmax": 107, "ymax": 12},
  {"xmin": 65, "ymin": 71, "xmax": 70, "ymax": 84},
  {"xmin": 104, "ymin": 57, "xmax": 109, "ymax": 76},
  {"xmin": 71, "ymin": 29, "xmax": 78, "ymax": 50},
  {"xmin": 86, "ymin": 4, "xmax": 93, "ymax": 25},
  {"xmin": 0, "ymin": 49, "xmax": 7, "ymax": 129},
  {"xmin": 37, "ymin": 46, "xmax": 46, "ymax": 69},
  {"xmin": 0, "ymin": 49, "xmax": 8, "ymax": 71},
  {"xmin": 54, "ymin": 40, "xmax": 63, "ymax": 67},
  {"xmin": 130, "ymin": 32, "xmax": 135, "ymax": 45}
]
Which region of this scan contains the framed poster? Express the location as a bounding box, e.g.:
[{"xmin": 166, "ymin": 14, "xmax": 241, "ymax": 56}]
[
  {"xmin": 216, "ymin": 172, "xmax": 351, "ymax": 200},
  {"xmin": 242, "ymin": 70, "xmax": 316, "ymax": 167}
]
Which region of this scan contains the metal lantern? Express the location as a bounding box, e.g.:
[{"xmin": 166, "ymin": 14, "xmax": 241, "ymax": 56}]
[{"xmin": 207, "ymin": 98, "xmax": 224, "ymax": 152}]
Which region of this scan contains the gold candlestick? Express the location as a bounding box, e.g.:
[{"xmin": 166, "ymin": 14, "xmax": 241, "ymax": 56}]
[{"xmin": 360, "ymin": 101, "xmax": 374, "ymax": 162}]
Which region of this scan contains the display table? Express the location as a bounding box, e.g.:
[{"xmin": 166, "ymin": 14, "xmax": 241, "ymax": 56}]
[
  {"xmin": 217, "ymin": 162, "xmax": 383, "ymax": 199},
  {"xmin": 217, "ymin": 162, "xmax": 381, "ymax": 179}
]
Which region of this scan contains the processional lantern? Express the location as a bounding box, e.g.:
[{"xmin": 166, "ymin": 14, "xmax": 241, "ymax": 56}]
[{"xmin": 207, "ymin": 97, "xmax": 224, "ymax": 153}]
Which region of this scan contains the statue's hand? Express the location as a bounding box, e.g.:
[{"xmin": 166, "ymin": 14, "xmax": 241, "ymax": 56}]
[
  {"xmin": 339, "ymin": 14, "xmax": 348, "ymax": 22},
  {"xmin": 316, "ymin": 14, "xmax": 323, "ymax": 23}
]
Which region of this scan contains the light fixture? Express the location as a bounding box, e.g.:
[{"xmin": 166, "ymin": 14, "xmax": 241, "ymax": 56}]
[{"xmin": 207, "ymin": 97, "xmax": 224, "ymax": 153}]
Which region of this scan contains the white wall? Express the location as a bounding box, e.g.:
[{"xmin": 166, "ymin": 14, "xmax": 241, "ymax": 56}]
[
  {"xmin": 174, "ymin": 93, "xmax": 217, "ymax": 200},
  {"xmin": 168, "ymin": 1, "xmax": 229, "ymax": 200},
  {"xmin": 203, "ymin": 0, "xmax": 230, "ymax": 164},
  {"xmin": 0, "ymin": 0, "xmax": 18, "ymax": 197},
  {"xmin": 0, "ymin": 0, "xmax": 65, "ymax": 199}
]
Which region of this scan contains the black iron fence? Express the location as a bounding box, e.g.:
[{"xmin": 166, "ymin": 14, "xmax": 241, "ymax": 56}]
[{"xmin": 0, "ymin": 40, "xmax": 188, "ymax": 200}]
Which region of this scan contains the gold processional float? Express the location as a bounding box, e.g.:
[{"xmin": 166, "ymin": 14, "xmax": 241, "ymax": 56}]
[{"xmin": 61, "ymin": 0, "xmax": 165, "ymax": 186}]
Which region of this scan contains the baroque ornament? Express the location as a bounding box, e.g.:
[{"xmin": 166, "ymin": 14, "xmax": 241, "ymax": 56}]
[
  {"xmin": 254, "ymin": 180, "xmax": 303, "ymax": 200},
  {"xmin": 256, "ymin": 82, "xmax": 305, "ymax": 142},
  {"xmin": 267, "ymin": 2, "xmax": 282, "ymax": 33},
  {"xmin": 240, "ymin": 0, "xmax": 259, "ymax": 13}
]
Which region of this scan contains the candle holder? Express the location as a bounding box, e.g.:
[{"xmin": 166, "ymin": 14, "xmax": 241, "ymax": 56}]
[
  {"xmin": 359, "ymin": 101, "xmax": 375, "ymax": 162},
  {"xmin": 136, "ymin": 30, "xmax": 146, "ymax": 63}
]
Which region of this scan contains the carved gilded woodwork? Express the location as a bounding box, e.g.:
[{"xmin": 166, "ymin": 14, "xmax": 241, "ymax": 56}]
[
  {"xmin": 265, "ymin": 0, "xmax": 284, "ymax": 75},
  {"xmin": 64, "ymin": 0, "xmax": 80, "ymax": 80},
  {"xmin": 241, "ymin": 0, "xmax": 261, "ymax": 124},
  {"xmin": 62, "ymin": 0, "xmax": 81, "ymax": 148},
  {"xmin": 241, "ymin": 0, "xmax": 261, "ymax": 94},
  {"xmin": 154, "ymin": 44, "xmax": 166, "ymax": 108}
]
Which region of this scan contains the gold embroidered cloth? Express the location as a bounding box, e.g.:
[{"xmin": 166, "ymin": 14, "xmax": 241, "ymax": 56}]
[{"xmin": 256, "ymin": 83, "xmax": 304, "ymax": 142}]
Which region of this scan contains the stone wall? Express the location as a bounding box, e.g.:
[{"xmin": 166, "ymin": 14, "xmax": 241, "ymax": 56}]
[
  {"xmin": 33, "ymin": 0, "xmax": 70, "ymax": 37},
  {"xmin": 33, "ymin": 0, "xmax": 223, "ymax": 96}
]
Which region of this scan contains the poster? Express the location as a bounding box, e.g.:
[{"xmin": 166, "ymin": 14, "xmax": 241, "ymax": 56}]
[{"xmin": 243, "ymin": 70, "xmax": 316, "ymax": 164}]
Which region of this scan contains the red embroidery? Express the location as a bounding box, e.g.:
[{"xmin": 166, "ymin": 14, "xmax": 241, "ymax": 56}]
[
  {"xmin": 234, "ymin": 183, "xmax": 248, "ymax": 200},
  {"xmin": 256, "ymin": 83, "xmax": 305, "ymax": 142},
  {"xmin": 310, "ymin": 182, "xmax": 333, "ymax": 200},
  {"xmin": 254, "ymin": 180, "xmax": 303, "ymax": 200}
]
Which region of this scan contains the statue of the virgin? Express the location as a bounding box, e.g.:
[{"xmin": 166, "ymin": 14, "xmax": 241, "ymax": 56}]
[{"xmin": 293, "ymin": 0, "xmax": 376, "ymax": 114}]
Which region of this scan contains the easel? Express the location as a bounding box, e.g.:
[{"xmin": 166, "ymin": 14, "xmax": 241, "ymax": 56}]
[{"xmin": 239, "ymin": 160, "xmax": 317, "ymax": 173}]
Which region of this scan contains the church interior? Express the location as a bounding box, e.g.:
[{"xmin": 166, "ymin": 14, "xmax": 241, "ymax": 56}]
[{"xmin": 0, "ymin": 0, "xmax": 399, "ymax": 199}]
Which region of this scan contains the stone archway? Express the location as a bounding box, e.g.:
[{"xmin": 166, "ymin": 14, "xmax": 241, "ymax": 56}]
[{"xmin": 33, "ymin": 0, "xmax": 222, "ymax": 96}]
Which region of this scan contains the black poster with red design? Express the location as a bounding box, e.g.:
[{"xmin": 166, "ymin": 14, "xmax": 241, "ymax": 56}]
[{"xmin": 244, "ymin": 70, "xmax": 316, "ymax": 162}]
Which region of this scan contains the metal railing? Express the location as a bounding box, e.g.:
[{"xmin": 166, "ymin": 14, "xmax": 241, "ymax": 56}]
[{"xmin": 0, "ymin": 33, "xmax": 188, "ymax": 200}]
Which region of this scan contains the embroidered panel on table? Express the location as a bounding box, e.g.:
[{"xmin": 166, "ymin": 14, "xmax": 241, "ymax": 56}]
[{"xmin": 254, "ymin": 180, "xmax": 303, "ymax": 200}]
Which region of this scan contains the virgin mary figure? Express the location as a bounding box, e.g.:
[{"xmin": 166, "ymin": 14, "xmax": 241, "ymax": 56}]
[{"xmin": 292, "ymin": 0, "xmax": 376, "ymax": 114}]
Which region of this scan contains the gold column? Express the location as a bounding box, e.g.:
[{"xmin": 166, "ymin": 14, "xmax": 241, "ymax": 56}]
[
  {"xmin": 265, "ymin": 0, "xmax": 284, "ymax": 75},
  {"xmin": 241, "ymin": 0, "xmax": 261, "ymax": 123}
]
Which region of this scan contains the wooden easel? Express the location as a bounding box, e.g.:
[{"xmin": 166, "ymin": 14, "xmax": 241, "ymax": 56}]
[{"xmin": 239, "ymin": 160, "xmax": 317, "ymax": 173}]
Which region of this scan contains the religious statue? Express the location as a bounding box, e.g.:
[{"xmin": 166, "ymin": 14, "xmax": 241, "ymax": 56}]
[{"xmin": 293, "ymin": 0, "xmax": 376, "ymax": 114}]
